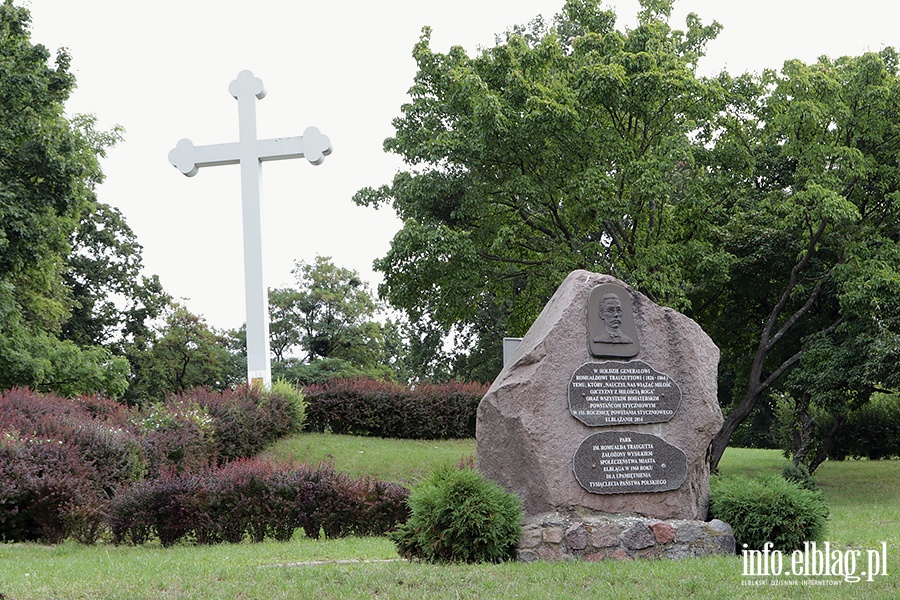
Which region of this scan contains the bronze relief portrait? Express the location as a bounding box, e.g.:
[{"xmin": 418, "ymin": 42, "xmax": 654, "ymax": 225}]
[{"xmin": 587, "ymin": 283, "xmax": 639, "ymax": 358}]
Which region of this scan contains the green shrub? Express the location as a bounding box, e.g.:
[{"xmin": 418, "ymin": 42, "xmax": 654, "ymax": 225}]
[
  {"xmin": 781, "ymin": 463, "xmax": 818, "ymax": 491},
  {"xmin": 709, "ymin": 475, "xmax": 829, "ymax": 552},
  {"xmin": 266, "ymin": 378, "xmax": 307, "ymax": 435},
  {"xmin": 830, "ymin": 393, "xmax": 900, "ymax": 461},
  {"xmin": 391, "ymin": 466, "xmax": 522, "ymax": 563}
]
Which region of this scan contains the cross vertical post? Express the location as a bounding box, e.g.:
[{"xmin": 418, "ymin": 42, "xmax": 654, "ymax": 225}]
[{"xmin": 168, "ymin": 70, "xmax": 331, "ymax": 388}]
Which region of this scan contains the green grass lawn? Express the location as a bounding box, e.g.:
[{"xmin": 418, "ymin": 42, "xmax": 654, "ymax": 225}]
[
  {"xmin": 2, "ymin": 436, "xmax": 898, "ymax": 599},
  {"xmin": 260, "ymin": 432, "xmax": 476, "ymax": 484}
]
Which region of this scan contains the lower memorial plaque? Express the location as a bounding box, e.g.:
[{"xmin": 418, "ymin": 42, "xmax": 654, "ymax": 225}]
[{"xmin": 573, "ymin": 431, "xmax": 687, "ymax": 494}]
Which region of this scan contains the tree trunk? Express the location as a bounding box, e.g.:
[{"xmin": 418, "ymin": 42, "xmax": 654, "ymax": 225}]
[
  {"xmin": 791, "ymin": 393, "xmax": 815, "ymax": 467},
  {"xmin": 709, "ymin": 385, "xmax": 762, "ymax": 471},
  {"xmin": 808, "ymin": 413, "xmax": 844, "ymax": 474},
  {"xmin": 709, "ymin": 221, "xmax": 833, "ymax": 472}
]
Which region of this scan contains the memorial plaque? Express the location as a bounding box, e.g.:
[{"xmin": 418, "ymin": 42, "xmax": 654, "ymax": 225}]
[
  {"xmin": 568, "ymin": 360, "xmax": 681, "ymax": 426},
  {"xmin": 573, "ymin": 431, "xmax": 687, "ymax": 494},
  {"xmin": 588, "ymin": 283, "xmax": 639, "ymax": 358}
]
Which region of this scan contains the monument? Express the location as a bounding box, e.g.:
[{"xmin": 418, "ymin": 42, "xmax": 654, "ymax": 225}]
[
  {"xmin": 168, "ymin": 70, "xmax": 331, "ymax": 387},
  {"xmin": 477, "ymin": 271, "xmax": 734, "ymax": 560}
]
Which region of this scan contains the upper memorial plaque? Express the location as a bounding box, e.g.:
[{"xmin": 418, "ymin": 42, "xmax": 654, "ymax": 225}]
[
  {"xmin": 569, "ymin": 360, "xmax": 681, "ymax": 426},
  {"xmin": 588, "ymin": 284, "xmax": 639, "ymax": 358}
]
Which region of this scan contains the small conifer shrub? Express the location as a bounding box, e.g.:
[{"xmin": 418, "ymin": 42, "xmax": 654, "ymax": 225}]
[
  {"xmin": 391, "ymin": 466, "xmax": 522, "ymax": 563},
  {"xmin": 709, "ymin": 475, "xmax": 829, "ymax": 552},
  {"xmin": 781, "ymin": 463, "xmax": 819, "ymax": 492}
]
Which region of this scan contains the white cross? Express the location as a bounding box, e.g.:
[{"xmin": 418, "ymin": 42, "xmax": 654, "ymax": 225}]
[{"xmin": 168, "ymin": 70, "xmax": 331, "ymax": 388}]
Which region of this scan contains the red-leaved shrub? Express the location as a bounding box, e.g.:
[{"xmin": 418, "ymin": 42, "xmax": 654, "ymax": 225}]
[
  {"xmin": 107, "ymin": 479, "xmax": 155, "ymax": 545},
  {"xmin": 0, "ymin": 434, "xmax": 105, "ymax": 543},
  {"xmin": 106, "ymin": 460, "xmax": 408, "ymax": 546},
  {"xmin": 177, "ymin": 384, "xmax": 302, "ymax": 464},
  {"xmin": 2, "ymin": 389, "xmax": 146, "ymax": 496},
  {"xmin": 0, "ymin": 388, "xmax": 145, "ymax": 543},
  {"xmin": 316, "ymin": 472, "xmax": 410, "ymax": 538},
  {"xmin": 2, "ymin": 384, "xmax": 407, "ymax": 546},
  {"xmin": 266, "ymin": 460, "xmax": 336, "ymax": 541},
  {"xmin": 202, "ymin": 459, "xmax": 276, "ymax": 543},
  {"xmin": 134, "ymin": 399, "xmax": 216, "ymax": 477}
]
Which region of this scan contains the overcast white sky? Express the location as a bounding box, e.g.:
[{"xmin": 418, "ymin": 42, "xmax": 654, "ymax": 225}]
[{"xmin": 23, "ymin": 0, "xmax": 900, "ymax": 331}]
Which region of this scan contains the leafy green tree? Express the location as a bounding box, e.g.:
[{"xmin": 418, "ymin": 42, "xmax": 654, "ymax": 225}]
[
  {"xmin": 267, "ymin": 287, "xmax": 303, "ymax": 363},
  {"xmin": 379, "ymin": 315, "xmax": 450, "ymax": 384},
  {"xmin": 0, "ymin": 323, "xmax": 130, "ymax": 398},
  {"xmin": 267, "ymin": 256, "xmax": 397, "ymax": 383},
  {"xmin": 0, "ymin": 1, "xmax": 129, "ymax": 396},
  {"xmin": 357, "ymin": 0, "xmax": 900, "ymax": 465},
  {"xmin": 699, "ymin": 50, "xmax": 900, "ymax": 470},
  {"xmin": 273, "ymin": 357, "xmax": 374, "ymax": 386},
  {"xmin": 354, "ymin": 0, "xmax": 727, "ymax": 381},
  {"xmin": 292, "ymin": 256, "xmax": 381, "ymax": 362},
  {"xmin": 126, "ymin": 304, "xmax": 240, "ymax": 402},
  {"xmin": 62, "ymin": 201, "xmax": 170, "ymax": 350}
]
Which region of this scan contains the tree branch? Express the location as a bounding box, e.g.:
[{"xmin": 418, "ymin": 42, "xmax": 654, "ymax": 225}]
[
  {"xmin": 475, "ymin": 250, "xmax": 552, "ymax": 267},
  {"xmin": 760, "ymin": 217, "xmax": 828, "ymax": 352},
  {"xmin": 764, "ymin": 275, "xmax": 827, "ymax": 353}
]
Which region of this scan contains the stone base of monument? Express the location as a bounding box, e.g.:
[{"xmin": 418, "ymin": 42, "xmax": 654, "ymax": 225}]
[{"xmin": 516, "ymin": 511, "xmax": 735, "ymax": 562}]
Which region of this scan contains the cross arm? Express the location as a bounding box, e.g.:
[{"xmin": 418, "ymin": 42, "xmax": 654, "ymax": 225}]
[
  {"xmin": 168, "ymin": 139, "xmax": 242, "ymax": 177},
  {"xmin": 168, "ymin": 127, "xmax": 332, "ymax": 176},
  {"xmin": 257, "ymin": 127, "xmax": 333, "ymax": 166}
]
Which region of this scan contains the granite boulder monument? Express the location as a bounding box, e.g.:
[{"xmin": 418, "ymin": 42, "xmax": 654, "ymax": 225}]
[{"xmin": 477, "ymin": 270, "xmax": 733, "ymax": 560}]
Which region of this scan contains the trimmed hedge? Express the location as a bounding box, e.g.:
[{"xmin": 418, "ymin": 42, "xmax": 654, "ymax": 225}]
[
  {"xmin": 317, "ymin": 472, "xmax": 412, "ymax": 538},
  {"xmin": 108, "ymin": 459, "xmax": 409, "ymax": 546},
  {"xmin": 304, "ymin": 378, "xmax": 489, "ymax": 439}
]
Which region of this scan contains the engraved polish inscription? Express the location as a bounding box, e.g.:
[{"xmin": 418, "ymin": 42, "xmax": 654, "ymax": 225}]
[
  {"xmin": 573, "ymin": 431, "xmax": 687, "ymax": 494},
  {"xmin": 568, "ymin": 360, "xmax": 681, "ymax": 426}
]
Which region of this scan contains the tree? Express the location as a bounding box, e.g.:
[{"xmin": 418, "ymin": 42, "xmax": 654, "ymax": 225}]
[
  {"xmin": 356, "ymin": 0, "xmax": 900, "ymax": 466},
  {"xmin": 125, "ymin": 304, "xmax": 240, "ymax": 402},
  {"xmin": 0, "ymin": 1, "xmax": 129, "ymax": 396},
  {"xmin": 0, "ymin": 326, "xmax": 130, "ymax": 398},
  {"xmin": 292, "ymin": 256, "xmax": 380, "ymax": 362},
  {"xmin": 699, "ymin": 50, "xmax": 900, "ymax": 470},
  {"xmin": 354, "ymin": 0, "xmax": 727, "ymax": 381},
  {"xmin": 381, "ymin": 315, "xmax": 453, "ymax": 384},
  {"xmin": 267, "ymin": 256, "xmax": 396, "ymax": 383},
  {"xmin": 267, "ymin": 287, "xmax": 303, "ymax": 363},
  {"xmin": 62, "ymin": 201, "xmax": 170, "ymax": 350}
]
